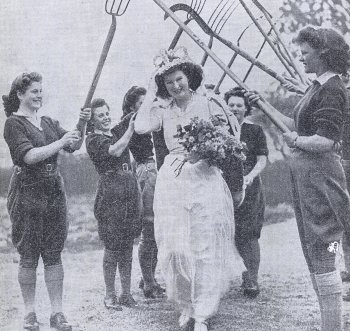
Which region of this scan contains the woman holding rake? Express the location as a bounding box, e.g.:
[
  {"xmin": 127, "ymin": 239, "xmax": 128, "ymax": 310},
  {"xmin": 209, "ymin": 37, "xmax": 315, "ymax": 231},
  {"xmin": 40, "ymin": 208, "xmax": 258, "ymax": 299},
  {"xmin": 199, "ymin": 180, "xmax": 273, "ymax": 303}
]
[{"xmin": 246, "ymin": 26, "xmax": 350, "ymax": 331}]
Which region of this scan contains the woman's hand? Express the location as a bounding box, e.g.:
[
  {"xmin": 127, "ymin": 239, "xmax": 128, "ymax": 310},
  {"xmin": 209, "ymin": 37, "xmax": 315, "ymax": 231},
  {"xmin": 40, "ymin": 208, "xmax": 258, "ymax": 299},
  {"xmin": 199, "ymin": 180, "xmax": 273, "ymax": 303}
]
[
  {"xmin": 128, "ymin": 112, "xmax": 137, "ymax": 132},
  {"xmin": 60, "ymin": 131, "xmax": 81, "ymax": 148},
  {"xmin": 283, "ymin": 131, "xmax": 298, "ymax": 148},
  {"xmin": 147, "ymin": 71, "xmax": 158, "ymax": 99},
  {"xmin": 281, "ymin": 76, "xmax": 310, "ymax": 95},
  {"xmin": 243, "ymin": 174, "xmax": 255, "ymax": 187},
  {"xmin": 79, "ymin": 108, "xmax": 92, "ymax": 122},
  {"xmin": 243, "ymin": 90, "xmax": 264, "ymax": 108}
]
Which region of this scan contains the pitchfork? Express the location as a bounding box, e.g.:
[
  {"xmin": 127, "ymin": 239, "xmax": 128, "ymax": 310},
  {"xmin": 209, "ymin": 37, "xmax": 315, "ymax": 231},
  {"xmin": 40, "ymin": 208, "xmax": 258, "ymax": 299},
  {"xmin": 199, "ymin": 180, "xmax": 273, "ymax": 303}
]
[
  {"xmin": 81, "ymin": 0, "xmax": 130, "ymax": 110},
  {"xmin": 77, "ymin": 0, "xmax": 130, "ymax": 133},
  {"xmin": 167, "ymin": 0, "xmax": 206, "ymax": 50}
]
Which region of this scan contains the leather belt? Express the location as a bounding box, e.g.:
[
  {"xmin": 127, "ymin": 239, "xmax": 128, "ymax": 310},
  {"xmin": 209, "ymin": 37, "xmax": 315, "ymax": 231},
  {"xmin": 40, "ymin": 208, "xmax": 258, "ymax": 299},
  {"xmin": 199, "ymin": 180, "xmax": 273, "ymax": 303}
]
[
  {"xmin": 103, "ymin": 163, "xmax": 131, "ymax": 175},
  {"xmin": 15, "ymin": 163, "xmax": 58, "ymax": 176}
]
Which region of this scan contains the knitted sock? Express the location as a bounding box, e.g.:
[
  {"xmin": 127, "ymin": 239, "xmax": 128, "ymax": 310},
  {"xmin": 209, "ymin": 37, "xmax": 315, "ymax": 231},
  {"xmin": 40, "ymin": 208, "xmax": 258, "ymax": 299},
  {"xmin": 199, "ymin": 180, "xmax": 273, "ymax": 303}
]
[
  {"xmin": 151, "ymin": 245, "xmax": 158, "ymax": 279},
  {"xmin": 315, "ymin": 270, "xmax": 343, "ymax": 331},
  {"xmin": 138, "ymin": 243, "xmax": 156, "ymax": 290},
  {"xmin": 247, "ymin": 239, "xmax": 260, "ymax": 284},
  {"xmin": 310, "ymin": 273, "xmax": 323, "ymax": 326},
  {"xmin": 44, "ymin": 264, "xmax": 64, "ymax": 314},
  {"xmin": 119, "ymin": 254, "xmax": 133, "ymax": 296},
  {"xmin": 18, "ymin": 267, "xmax": 37, "ymax": 314},
  {"xmin": 103, "ymin": 249, "xmax": 118, "ymax": 298},
  {"xmin": 343, "ymin": 237, "xmax": 350, "ymax": 274}
]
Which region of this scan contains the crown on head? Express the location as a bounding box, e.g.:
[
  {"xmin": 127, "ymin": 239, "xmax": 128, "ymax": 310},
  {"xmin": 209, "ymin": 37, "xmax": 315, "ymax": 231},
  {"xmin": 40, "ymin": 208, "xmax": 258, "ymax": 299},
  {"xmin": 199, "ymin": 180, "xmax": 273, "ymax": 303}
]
[{"xmin": 153, "ymin": 46, "xmax": 194, "ymax": 75}]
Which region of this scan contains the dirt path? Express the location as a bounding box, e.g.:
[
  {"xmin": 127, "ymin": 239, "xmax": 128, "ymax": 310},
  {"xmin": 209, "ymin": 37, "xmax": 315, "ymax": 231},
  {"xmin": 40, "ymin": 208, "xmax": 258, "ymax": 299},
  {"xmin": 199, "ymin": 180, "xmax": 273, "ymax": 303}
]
[{"xmin": 1, "ymin": 219, "xmax": 350, "ymax": 331}]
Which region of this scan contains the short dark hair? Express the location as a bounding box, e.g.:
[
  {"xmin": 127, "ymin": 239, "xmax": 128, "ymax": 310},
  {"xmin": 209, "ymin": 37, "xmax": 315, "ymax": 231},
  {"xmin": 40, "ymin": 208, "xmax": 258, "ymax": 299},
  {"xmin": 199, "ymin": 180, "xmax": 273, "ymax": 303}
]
[
  {"xmin": 155, "ymin": 62, "xmax": 203, "ymax": 99},
  {"xmin": 2, "ymin": 72, "xmax": 42, "ymax": 117},
  {"xmin": 86, "ymin": 98, "xmax": 110, "ymax": 134},
  {"xmin": 122, "ymin": 86, "xmax": 146, "ymax": 118},
  {"xmin": 294, "ymin": 26, "xmax": 350, "ymax": 75},
  {"xmin": 224, "ymin": 87, "xmax": 251, "ymax": 116}
]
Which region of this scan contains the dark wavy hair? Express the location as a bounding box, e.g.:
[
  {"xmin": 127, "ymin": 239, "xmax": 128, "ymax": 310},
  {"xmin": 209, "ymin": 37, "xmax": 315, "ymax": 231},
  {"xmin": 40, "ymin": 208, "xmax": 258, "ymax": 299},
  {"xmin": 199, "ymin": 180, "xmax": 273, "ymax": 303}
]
[
  {"xmin": 155, "ymin": 62, "xmax": 203, "ymax": 99},
  {"xmin": 121, "ymin": 86, "xmax": 146, "ymax": 118},
  {"xmin": 2, "ymin": 72, "xmax": 42, "ymax": 117},
  {"xmin": 224, "ymin": 87, "xmax": 251, "ymax": 117},
  {"xmin": 294, "ymin": 26, "xmax": 350, "ymax": 75},
  {"xmin": 86, "ymin": 98, "xmax": 110, "ymax": 134}
]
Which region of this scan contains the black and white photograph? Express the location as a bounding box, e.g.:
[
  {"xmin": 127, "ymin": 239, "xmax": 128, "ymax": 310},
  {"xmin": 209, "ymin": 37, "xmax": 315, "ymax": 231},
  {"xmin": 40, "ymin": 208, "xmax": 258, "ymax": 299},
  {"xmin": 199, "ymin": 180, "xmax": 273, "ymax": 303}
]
[{"xmin": 0, "ymin": 0, "xmax": 350, "ymax": 330}]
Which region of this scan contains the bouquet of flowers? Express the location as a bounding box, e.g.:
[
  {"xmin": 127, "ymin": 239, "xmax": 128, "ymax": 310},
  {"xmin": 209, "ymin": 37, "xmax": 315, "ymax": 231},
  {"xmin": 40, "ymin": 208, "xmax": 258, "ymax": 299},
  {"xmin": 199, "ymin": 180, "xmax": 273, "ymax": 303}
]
[{"xmin": 173, "ymin": 115, "xmax": 246, "ymax": 175}]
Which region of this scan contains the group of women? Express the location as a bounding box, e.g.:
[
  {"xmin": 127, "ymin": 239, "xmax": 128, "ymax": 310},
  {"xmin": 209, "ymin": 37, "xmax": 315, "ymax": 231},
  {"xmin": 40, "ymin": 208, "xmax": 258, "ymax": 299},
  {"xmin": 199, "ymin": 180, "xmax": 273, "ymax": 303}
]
[{"xmin": 3, "ymin": 26, "xmax": 350, "ymax": 331}]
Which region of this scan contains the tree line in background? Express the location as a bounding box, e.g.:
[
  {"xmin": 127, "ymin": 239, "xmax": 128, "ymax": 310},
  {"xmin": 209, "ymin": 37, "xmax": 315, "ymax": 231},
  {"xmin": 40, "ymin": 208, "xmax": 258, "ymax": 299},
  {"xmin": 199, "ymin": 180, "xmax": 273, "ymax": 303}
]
[{"xmin": 0, "ymin": 152, "xmax": 293, "ymax": 206}]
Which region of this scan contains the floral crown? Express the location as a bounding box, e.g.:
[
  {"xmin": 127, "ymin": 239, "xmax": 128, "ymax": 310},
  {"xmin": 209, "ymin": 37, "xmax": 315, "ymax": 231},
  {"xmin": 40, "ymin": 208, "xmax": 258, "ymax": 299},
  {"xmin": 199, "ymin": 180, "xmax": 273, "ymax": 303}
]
[{"xmin": 153, "ymin": 46, "xmax": 194, "ymax": 76}]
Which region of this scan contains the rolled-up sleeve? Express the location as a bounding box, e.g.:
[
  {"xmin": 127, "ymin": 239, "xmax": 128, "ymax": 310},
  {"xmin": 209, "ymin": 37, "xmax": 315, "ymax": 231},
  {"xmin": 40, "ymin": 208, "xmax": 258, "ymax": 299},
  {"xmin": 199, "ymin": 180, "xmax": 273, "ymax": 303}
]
[
  {"xmin": 4, "ymin": 118, "xmax": 34, "ymax": 164},
  {"xmin": 86, "ymin": 134, "xmax": 112, "ymax": 163},
  {"xmin": 255, "ymin": 126, "xmax": 269, "ymax": 156}
]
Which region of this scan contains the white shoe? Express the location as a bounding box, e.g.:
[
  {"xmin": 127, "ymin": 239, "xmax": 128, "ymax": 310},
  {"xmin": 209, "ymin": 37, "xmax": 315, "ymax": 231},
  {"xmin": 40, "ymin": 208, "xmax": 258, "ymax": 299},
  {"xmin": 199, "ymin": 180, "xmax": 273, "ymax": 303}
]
[{"xmin": 194, "ymin": 320, "xmax": 208, "ymax": 331}]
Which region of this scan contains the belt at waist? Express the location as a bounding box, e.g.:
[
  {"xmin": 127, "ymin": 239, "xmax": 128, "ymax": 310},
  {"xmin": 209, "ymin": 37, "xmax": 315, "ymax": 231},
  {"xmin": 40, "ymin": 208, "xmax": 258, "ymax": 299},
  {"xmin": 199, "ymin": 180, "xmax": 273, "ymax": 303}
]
[
  {"xmin": 102, "ymin": 163, "xmax": 132, "ymax": 175},
  {"xmin": 14, "ymin": 163, "xmax": 58, "ymax": 177},
  {"xmin": 136, "ymin": 157, "xmax": 155, "ymax": 167},
  {"xmin": 137, "ymin": 156, "xmax": 155, "ymax": 163}
]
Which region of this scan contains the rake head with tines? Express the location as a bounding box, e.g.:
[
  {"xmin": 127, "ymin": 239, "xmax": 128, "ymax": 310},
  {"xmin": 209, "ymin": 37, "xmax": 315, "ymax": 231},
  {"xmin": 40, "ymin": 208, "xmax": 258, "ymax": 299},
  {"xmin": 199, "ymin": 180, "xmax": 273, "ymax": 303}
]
[
  {"xmin": 207, "ymin": 0, "xmax": 238, "ymax": 35},
  {"xmin": 200, "ymin": 0, "xmax": 238, "ymax": 65},
  {"xmin": 187, "ymin": 0, "xmax": 207, "ymax": 21},
  {"xmin": 105, "ymin": 0, "xmax": 131, "ymax": 16},
  {"xmin": 167, "ymin": 0, "xmax": 206, "ymax": 50}
]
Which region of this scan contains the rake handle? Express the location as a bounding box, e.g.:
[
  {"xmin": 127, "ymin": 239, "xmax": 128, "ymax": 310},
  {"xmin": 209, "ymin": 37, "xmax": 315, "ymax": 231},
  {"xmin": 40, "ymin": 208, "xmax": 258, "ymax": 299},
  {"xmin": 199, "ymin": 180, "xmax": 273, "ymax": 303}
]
[
  {"xmin": 214, "ymin": 33, "xmax": 287, "ymax": 85},
  {"xmin": 238, "ymin": 0, "xmax": 296, "ymax": 79},
  {"xmin": 214, "ymin": 52, "xmax": 239, "ymax": 93},
  {"xmin": 243, "ymin": 27, "xmax": 272, "ymax": 83},
  {"xmin": 168, "ymin": 18, "xmax": 191, "ymax": 50},
  {"xmin": 153, "ymin": 0, "xmax": 290, "ymax": 133},
  {"xmin": 251, "ymin": 0, "xmax": 306, "ymax": 84},
  {"xmin": 165, "ymin": 3, "xmax": 288, "ymax": 86}
]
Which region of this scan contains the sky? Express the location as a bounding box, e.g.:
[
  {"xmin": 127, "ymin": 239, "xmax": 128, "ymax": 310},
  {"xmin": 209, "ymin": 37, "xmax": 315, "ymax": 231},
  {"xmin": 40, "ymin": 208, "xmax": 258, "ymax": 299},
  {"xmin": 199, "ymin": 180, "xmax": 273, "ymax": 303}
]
[{"xmin": 0, "ymin": 0, "xmax": 287, "ymax": 167}]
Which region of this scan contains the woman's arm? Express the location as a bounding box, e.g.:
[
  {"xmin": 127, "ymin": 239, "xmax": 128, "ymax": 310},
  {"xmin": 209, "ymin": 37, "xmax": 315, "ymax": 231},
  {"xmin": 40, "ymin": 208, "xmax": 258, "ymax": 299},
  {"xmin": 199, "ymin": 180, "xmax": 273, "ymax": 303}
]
[
  {"xmin": 245, "ymin": 91, "xmax": 296, "ymax": 131},
  {"xmin": 244, "ymin": 155, "xmax": 267, "ymax": 186},
  {"xmin": 283, "ymin": 131, "xmax": 334, "ymax": 153},
  {"xmin": 135, "ymin": 76, "xmax": 162, "ymax": 134},
  {"xmin": 108, "ymin": 113, "xmax": 136, "ymax": 157},
  {"xmin": 23, "ymin": 131, "xmax": 81, "ymax": 165},
  {"xmin": 281, "ymin": 76, "xmax": 312, "ymax": 95}
]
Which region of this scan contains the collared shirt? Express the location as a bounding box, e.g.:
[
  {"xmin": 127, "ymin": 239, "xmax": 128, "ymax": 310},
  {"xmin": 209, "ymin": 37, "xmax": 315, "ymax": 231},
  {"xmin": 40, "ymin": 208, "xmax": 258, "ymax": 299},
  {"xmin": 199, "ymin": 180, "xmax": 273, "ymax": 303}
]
[
  {"xmin": 94, "ymin": 129, "xmax": 112, "ymax": 137},
  {"xmin": 294, "ymin": 75, "xmax": 347, "ymax": 141},
  {"xmin": 315, "ymin": 71, "xmax": 339, "ymax": 86},
  {"xmin": 14, "ymin": 110, "xmax": 42, "ymax": 130}
]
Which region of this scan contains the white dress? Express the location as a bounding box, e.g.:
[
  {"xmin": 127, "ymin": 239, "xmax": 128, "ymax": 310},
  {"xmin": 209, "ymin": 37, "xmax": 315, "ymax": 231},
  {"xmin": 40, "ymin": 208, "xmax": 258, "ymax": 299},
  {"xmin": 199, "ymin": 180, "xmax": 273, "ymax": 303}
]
[{"xmin": 137, "ymin": 93, "xmax": 237, "ymax": 320}]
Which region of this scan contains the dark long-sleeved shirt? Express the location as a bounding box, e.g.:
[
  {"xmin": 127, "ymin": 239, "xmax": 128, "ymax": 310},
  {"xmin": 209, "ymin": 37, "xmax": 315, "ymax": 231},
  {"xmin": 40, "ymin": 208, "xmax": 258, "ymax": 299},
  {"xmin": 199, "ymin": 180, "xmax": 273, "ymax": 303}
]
[{"xmin": 294, "ymin": 76, "xmax": 348, "ymax": 142}]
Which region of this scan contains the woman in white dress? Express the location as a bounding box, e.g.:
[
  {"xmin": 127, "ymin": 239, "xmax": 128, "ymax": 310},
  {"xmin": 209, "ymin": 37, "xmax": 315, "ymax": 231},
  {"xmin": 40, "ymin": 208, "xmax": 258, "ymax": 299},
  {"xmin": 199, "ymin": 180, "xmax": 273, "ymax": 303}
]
[{"xmin": 135, "ymin": 47, "xmax": 242, "ymax": 331}]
